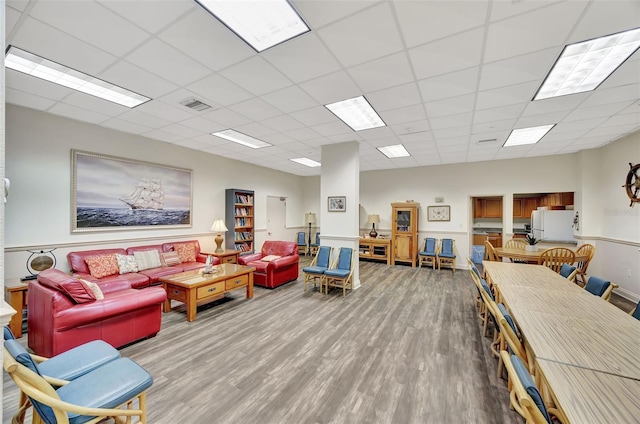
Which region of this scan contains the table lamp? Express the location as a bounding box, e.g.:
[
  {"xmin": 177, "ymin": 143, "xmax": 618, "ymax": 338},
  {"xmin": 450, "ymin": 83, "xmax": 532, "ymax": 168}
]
[
  {"xmin": 305, "ymin": 212, "xmax": 316, "ymax": 256},
  {"xmin": 368, "ymin": 214, "xmax": 380, "ymax": 238},
  {"xmin": 210, "ymin": 219, "xmax": 229, "ymax": 253}
]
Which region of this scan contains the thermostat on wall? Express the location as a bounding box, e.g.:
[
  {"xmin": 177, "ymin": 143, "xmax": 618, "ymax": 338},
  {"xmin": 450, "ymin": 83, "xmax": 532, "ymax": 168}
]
[{"xmin": 435, "ymin": 197, "xmax": 444, "ymax": 203}]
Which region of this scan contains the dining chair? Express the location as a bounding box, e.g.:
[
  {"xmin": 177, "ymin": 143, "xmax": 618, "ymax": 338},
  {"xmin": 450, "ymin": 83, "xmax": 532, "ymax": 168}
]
[
  {"xmin": 500, "ymin": 351, "xmax": 567, "ymax": 424},
  {"xmin": 538, "ymin": 247, "xmax": 576, "ymax": 274},
  {"xmin": 309, "ymin": 232, "xmax": 321, "ymax": 255},
  {"xmin": 574, "ymin": 243, "xmax": 595, "ymax": 287},
  {"xmin": 484, "ymin": 240, "xmax": 500, "ymax": 262},
  {"xmin": 4, "ymin": 340, "xmax": 152, "ymax": 424},
  {"xmin": 558, "ymin": 264, "xmax": 577, "ymax": 282},
  {"xmin": 418, "ymin": 237, "xmax": 438, "ymax": 269},
  {"xmin": 492, "ymin": 301, "xmax": 531, "ymax": 376},
  {"xmin": 324, "ymin": 247, "xmax": 355, "ymax": 296},
  {"xmin": 296, "ymin": 232, "xmax": 307, "ymax": 255},
  {"xmin": 504, "ymin": 239, "xmax": 527, "ymax": 263},
  {"xmin": 584, "ymin": 276, "xmax": 618, "ymax": 302},
  {"xmin": 630, "ymin": 302, "xmax": 640, "ymax": 320},
  {"xmin": 468, "ymin": 260, "xmax": 495, "ymax": 338},
  {"xmin": 466, "ymin": 257, "xmax": 483, "ymax": 310},
  {"xmin": 302, "ymin": 245, "xmax": 332, "ymax": 292},
  {"xmin": 437, "ymin": 238, "xmax": 457, "ymax": 273}
]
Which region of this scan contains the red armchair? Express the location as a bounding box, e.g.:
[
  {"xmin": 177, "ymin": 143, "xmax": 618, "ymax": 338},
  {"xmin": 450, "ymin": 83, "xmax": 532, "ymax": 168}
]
[
  {"xmin": 238, "ymin": 241, "xmax": 299, "ymax": 288},
  {"xmin": 28, "ymin": 269, "xmax": 167, "ymax": 357}
]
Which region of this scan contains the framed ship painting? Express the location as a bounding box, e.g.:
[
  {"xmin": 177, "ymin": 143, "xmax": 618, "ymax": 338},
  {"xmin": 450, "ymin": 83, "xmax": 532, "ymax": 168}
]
[{"xmin": 71, "ymin": 150, "xmax": 193, "ymax": 232}]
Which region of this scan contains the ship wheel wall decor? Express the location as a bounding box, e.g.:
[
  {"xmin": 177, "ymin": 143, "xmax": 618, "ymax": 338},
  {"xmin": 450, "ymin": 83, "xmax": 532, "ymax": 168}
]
[{"xmin": 623, "ymin": 162, "xmax": 640, "ymax": 207}]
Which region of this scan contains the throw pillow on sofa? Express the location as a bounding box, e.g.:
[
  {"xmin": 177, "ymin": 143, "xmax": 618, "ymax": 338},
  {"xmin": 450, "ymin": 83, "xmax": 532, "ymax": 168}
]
[
  {"xmin": 85, "ymin": 254, "xmax": 120, "ymax": 279},
  {"xmin": 174, "ymin": 243, "xmax": 196, "ymax": 263},
  {"xmin": 161, "ymin": 251, "xmax": 181, "ymax": 267},
  {"xmin": 261, "ymin": 255, "xmax": 281, "ymax": 262},
  {"xmin": 38, "ymin": 276, "xmax": 96, "ymax": 304},
  {"xmin": 81, "ymin": 279, "xmax": 104, "ymax": 300},
  {"xmin": 133, "ymin": 250, "xmax": 162, "ymax": 271},
  {"xmin": 116, "ymin": 254, "xmax": 139, "ymax": 274}
]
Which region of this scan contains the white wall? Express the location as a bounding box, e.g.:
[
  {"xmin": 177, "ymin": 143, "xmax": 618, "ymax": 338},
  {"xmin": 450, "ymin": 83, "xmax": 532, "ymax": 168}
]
[{"xmin": 4, "ymin": 105, "xmax": 306, "ymax": 277}]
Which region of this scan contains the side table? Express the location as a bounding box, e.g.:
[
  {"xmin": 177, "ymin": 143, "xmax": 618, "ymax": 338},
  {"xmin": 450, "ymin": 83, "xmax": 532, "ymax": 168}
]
[
  {"xmin": 5, "ymin": 279, "xmax": 29, "ymax": 338},
  {"xmin": 203, "ymin": 249, "xmax": 240, "ymax": 264}
]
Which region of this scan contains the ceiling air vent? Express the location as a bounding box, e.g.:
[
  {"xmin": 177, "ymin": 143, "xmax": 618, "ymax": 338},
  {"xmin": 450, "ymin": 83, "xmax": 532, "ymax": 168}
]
[
  {"xmin": 180, "ymin": 98, "xmax": 212, "ymax": 112},
  {"xmin": 477, "ymin": 138, "xmax": 497, "ymax": 144}
]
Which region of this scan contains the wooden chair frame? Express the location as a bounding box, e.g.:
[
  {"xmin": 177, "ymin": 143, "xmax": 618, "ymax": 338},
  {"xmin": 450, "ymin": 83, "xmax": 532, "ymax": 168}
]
[
  {"xmin": 436, "ymin": 238, "xmax": 457, "ymax": 273},
  {"xmin": 296, "ymin": 232, "xmax": 307, "ymax": 255},
  {"xmin": 504, "ymin": 239, "xmax": 527, "ymax": 263},
  {"xmin": 574, "ymin": 243, "xmax": 595, "ymax": 287},
  {"xmin": 418, "ymin": 238, "xmax": 438, "ymax": 269},
  {"xmin": 468, "ymin": 260, "xmax": 493, "ymax": 338},
  {"xmin": 538, "ymin": 247, "xmax": 576, "ymax": 274},
  {"xmin": 309, "ymin": 232, "xmax": 321, "ymax": 255},
  {"xmin": 303, "ymin": 245, "xmax": 332, "ymax": 292},
  {"xmin": 324, "ymin": 247, "xmax": 356, "ymax": 297},
  {"xmin": 500, "ymin": 351, "xmax": 566, "ymax": 424},
  {"xmin": 484, "ymin": 240, "xmax": 499, "ymax": 262},
  {"xmin": 3, "ymin": 348, "xmax": 147, "ymax": 424}
]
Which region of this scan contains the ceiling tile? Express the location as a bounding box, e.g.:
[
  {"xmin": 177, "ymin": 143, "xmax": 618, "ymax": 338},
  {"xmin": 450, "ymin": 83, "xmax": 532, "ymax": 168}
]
[
  {"xmin": 261, "ymin": 115, "xmax": 305, "ymax": 133},
  {"xmin": 347, "ymin": 52, "xmax": 414, "ymax": 93},
  {"xmin": 381, "ymin": 105, "xmax": 427, "ymax": 126},
  {"xmin": 100, "ymin": 0, "xmax": 194, "ymax": 34},
  {"xmin": 100, "ymin": 118, "xmax": 152, "ymax": 135},
  {"xmin": 100, "ymin": 61, "xmax": 178, "ymax": 99},
  {"xmin": 203, "ymin": 108, "xmax": 252, "ymax": 128},
  {"xmin": 48, "ymin": 103, "xmax": 110, "ymax": 125},
  {"xmin": 179, "ymin": 116, "xmax": 227, "ymax": 134},
  {"xmin": 261, "ymin": 86, "xmax": 319, "ymax": 114},
  {"xmin": 430, "ymin": 113, "xmax": 473, "ymax": 130},
  {"xmin": 299, "ymin": 71, "xmax": 363, "ymax": 105},
  {"xmin": 367, "ymin": 83, "xmax": 422, "ymax": 112},
  {"xmin": 476, "ymin": 81, "xmax": 539, "ymax": 110},
  {"xmin": 473, "ymin": 104, "xmax": 526, "ymax": 124},
  {"xmin": 293, "ymin": 0, "xmax": 381, "ymax": 29},
  {"xmin": 126, "ymin": 38, "xmax": 211, "ymax": 86},
  {"xmin": 6, "ymin": 69, "xmax": 74, "ymax": 101},
  {"xmin": 158, "ymin": 8, "xmax": 254, "ymax": 71},
  {"xmin": 479, "ymin": 48, "xmax": 558, "ymax": 91},
  {"xmin": 568, "ymin": 0, "xmax": 640, "ymax": 43},
  {"xmin": 60, "ymin": 92, "xmax": 129, "ymax": 117},
  {"xmin": 419, "ymin": 67, "xmax": 480, "ymax": 102},
  {"xmin": 185, "ymin": 74, "xmax": 253, "ymax": 107},
  {"xmin": 219, "ymin": 57, "xmax": 293, "ymax": 97},
  {"xmin": 289, "ymin": 106, "xmax": 337, "ymax": 127},
  {"xmin": 317, "ymin": 2, "xmax": 403, "ymax": 67},
  {"xmin": 160, "ymin": 123, "xmax": 203, "ymax": 138},
  {"xmin": 409, "ymin": 27, "xmax": 485, "ymax": 80},
  {"xmin": 117, "ymin": 109, "xmax": 173, "ymax": 128},
  {"xmin": 425, "ymin": 94, "xmax": 475, "ymax": 118},
  {"xmin": 5, "ymin": 88, "xmax": 57, "ymax": 111},
  {"xmin": 228, "ymin": 98, "xmax": 283, "ymax": 121},
  {"xmin": 136, "ymin": 100, "xmax": 194, "ymax": 122}
]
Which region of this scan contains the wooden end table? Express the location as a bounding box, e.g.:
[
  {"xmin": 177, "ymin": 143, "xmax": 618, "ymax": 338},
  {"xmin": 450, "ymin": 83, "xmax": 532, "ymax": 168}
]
[
  {"xmin": 202, "ymin": 249, "xmax": 240, "ymax": 264},
  {"xmin": 159, "ymin": 264, "xmax": 254, "ymax": 322},
  {"xmin": 5, "ymin": 279, "xmax": 29, "ymax": 338}
]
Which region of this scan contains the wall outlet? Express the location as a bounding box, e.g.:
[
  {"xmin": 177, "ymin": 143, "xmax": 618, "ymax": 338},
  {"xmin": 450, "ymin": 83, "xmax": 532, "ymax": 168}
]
[{"xmin": 628, "ymin": 269, "xmax": 632, "ymax": 278}]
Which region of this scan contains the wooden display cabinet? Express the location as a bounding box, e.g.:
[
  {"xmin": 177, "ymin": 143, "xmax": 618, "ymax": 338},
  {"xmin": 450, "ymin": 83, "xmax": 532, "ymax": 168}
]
[
  {"xmin": 225, "ymin": 189, "xmax": 255, "ymax": 255},
  {"xmin": 359, "ymin": 238, "xmax": 392, "ymax": 265},
  {"xmin": 391, "ymin": 202, "xmax": 420, "ymax": 267}
]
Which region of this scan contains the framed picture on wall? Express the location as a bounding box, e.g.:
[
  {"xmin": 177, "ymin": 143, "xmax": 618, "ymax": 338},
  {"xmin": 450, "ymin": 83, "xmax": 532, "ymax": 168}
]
[
  {"xmin": 328, "ymin": 196, "xmax": 346, "ymax": 212},
  {"xmin": 427, "ymin": 205, "xmax": 450, "ymax": 221},
  {"xmin": 71, "ymin": 150, "xmax": 193, "ymax": 232}
]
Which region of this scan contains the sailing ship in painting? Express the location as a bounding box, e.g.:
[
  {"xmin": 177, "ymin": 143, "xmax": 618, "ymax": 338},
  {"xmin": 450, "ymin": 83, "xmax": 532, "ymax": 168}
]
[{"xmin": 120, "ymin": 177, "xmax": 165, "ymax": 210}]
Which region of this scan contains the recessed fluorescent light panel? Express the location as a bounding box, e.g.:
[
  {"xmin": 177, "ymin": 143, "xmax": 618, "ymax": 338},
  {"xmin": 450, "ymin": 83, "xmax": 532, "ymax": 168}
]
[
  {"xmin": 290, "ymin": 158, "xmax": 321, "ymax": 167},
  {"xmin": 534, "ymin": 27, "xmax": 640, "ymax": 100},
  {"xmin": 378, "ymin": 144, "xmax": 410, "ymax": 158},
  {"xmin": 195, "ymin": 0, "xmax": 309, "ymax": 52},
  {"xmin": 325, "ymin": 96, "xmax": 386, "ymax": 131},
  {"xmin": 4, "ymin": 46, "xmax": 150, "ymax": 108},
  {"xmin": 503, "ymin": 125, "xmax": 555, "ymax": 147},
  {"xmin": 212, "ymin": 129, "xmax": 272, "ymax": 149}
]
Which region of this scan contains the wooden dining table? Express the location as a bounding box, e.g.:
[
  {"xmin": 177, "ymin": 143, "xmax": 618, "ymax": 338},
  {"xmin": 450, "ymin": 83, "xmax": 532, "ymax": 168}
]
[
  {"xmin": 494, "ymin": 246, "xmax": 589, "ymax": 264},
  {"xmin": 483, "ymin": 261, "xmax": 640, "ymax": 423}
]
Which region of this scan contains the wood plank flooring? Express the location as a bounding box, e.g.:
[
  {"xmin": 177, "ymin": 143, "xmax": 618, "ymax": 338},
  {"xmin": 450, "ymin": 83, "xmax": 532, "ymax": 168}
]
[{"xmin": 4, "ymin": 259, "xmax": 531, "ymax": 423}]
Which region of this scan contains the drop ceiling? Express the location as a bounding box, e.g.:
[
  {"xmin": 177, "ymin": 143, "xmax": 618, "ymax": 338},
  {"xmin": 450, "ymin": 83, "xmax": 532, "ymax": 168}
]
[{"xmin": 5, "ymin": 0, "xmax": 640, "ymax": 176}]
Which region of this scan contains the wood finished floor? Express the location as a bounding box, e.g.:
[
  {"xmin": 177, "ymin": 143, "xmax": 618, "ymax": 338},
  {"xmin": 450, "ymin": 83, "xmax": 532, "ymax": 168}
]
[{"xmin": 6, "ymin": 258, "xmax": 632, "ymax": 423}]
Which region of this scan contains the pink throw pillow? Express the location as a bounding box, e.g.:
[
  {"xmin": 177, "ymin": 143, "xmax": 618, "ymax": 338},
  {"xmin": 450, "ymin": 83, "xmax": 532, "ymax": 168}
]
[
  {"xmin": 174, "ymin": 243, "xmax": 196, "ymax": 263},
  {"xmin": 85, "ymin": 254, "xmax": 119, "ymax": 279}
]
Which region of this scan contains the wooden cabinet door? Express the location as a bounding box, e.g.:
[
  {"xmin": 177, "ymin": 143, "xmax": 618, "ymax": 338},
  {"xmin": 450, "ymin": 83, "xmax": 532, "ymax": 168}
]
[
  {"xmin": 484, "ymin": 198, "xmax": 502, "ymax": 218},
  {"xmin": 395, "ymin": 235, "xmax": 413, "ymax": 261},
  {"xmin": 473, "ymin": 234, "xmax": 487, "ymax": 245},
  {"xmin": 474, "ymin": 198, "xmax": 484, "ymax": 218},
  {"xmin": 523, "ymin": 198, "xmax": 537, "ymax": 219},
  {"xmin": 561, "ymin": 192, "xmax": 574, "ymax": 205},
  {"xmin": 513, "ymin": 199, "xmax": 523, "ymax": 218}
]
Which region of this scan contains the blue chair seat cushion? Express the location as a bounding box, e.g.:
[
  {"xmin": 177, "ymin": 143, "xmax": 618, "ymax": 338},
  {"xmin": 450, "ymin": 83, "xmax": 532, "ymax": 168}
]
[
  {"xmin": 419, "ymin": 251, "xmax": 436, "ymax": 256},
  {"xmin": 480, "ymin": 279, "xmax": 494, "ymax": 301},
  {"xmin": 498, "ymin": 303, "xmax": 518, "ymax": 337},
  {"xmin": 58, "ymin": 357, "xmax": 153, "ymax": 424},
  {"xmin": 585, "ymin": 276, "xmax": 610, "ymax": 297},
  {"xmin": 38, "ymin": 340, "xmax": 120, "ymax": 381},
  {"xmin": 438, "ymin": 253, "xmax": 456, "ymax": 258},
  {"xmin": 559, "ymin": 264, "xmax": 576, "ymax": 278},
  {"xmin": 325, "ymin": 269, "xmax": 350, "ymax": 278},
  {"xmin": 303, "ymin": 266, "xmax": 328, "ymax": 275}
]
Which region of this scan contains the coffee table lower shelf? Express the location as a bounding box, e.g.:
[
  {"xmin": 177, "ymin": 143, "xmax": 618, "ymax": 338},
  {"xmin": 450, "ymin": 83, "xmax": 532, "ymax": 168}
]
[{"xmin": 160, "ymin": 264, "xmax": 255, "ymax": 322}]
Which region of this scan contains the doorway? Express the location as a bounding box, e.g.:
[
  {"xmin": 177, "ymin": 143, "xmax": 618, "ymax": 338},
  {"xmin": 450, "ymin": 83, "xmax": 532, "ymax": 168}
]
[{"xmin": 266, "ymin": 196, "xmax": 287, "ymax": 241}]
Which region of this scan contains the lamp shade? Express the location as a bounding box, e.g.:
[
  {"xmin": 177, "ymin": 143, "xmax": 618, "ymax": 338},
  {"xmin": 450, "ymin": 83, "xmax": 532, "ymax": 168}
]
[
  {"xmin": 368, "ymin": 214, "xmax": 380, "ymax": 225},
  {"xmin": 210, "ymin": 219, "xmax": 228, "ymax": 232},
  {"xmin": 305, "ymin": 212, "xmax": 316, "ymax": 225}
]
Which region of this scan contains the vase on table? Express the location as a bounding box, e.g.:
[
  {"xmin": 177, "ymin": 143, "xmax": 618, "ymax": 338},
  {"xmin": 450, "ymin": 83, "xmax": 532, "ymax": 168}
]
[{"xmin": 525, "ymin": 245, "xmax": 537, "ymax": 252}]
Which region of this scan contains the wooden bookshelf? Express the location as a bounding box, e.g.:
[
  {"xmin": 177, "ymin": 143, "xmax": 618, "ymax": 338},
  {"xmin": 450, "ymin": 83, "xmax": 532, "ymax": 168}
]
[{"xmin": 225, "ymin": 189, "xmax": 254, "ymax": 255}]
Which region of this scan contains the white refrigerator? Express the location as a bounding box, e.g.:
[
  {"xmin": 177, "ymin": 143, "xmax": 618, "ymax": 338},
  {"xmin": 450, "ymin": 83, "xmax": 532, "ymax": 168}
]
[{"xmin": 531, "ymin": 210, "xmax": 575, "ymax": 242}]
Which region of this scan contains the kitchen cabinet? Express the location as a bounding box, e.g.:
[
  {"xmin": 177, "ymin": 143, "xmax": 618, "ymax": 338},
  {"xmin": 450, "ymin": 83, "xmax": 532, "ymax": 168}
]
[
  {"xmin": 473, "ymin": 234, "xmax": 487, "ymax": 245},
  {"xmin": 513, "ymin": 197, "xmax": 538, "ymax": 218},
  {"xmin": 475, "ymin": 197, "xmax": 503, "ymax": 218},
  {"xmin": 539, "ymin": 192, "xmax": 574, "ymax": 209},
  {"xmin": 487, "ymin": 232, "xmax": 502, "ymax": 248}
]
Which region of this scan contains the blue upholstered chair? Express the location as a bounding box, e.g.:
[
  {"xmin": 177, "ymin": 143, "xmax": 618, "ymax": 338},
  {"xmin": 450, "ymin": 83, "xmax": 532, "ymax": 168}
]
[
  {"xmin": 630, "ymin": 303, "xmax": 640, "ymax": 320},
  {"xmin": 309, "ymin": 232, "xmax": 321, "ymax": 255},
  {"xmin": 500, "ymin": 351, "xmax": 566, "ymax": 424},
  {"xmin": 558, "ymin": 263, "xmax": 577, "ymax": 281},
  {"xmin": 584, "ymin": 276, "xmax": 618, "ymax": 301},
  {"xmin": 493, "ymin": 302, "xmax": 531, "ymax": 378},
  {"xmin": 296, "ymin": 231, "xmax": 307, "ymax": 255},
  {"xmin": 302, "ymin": 245, "xmax": 332, "ymax": 292},
  {"xmin": 437, "ymin": 238, "xmax": 457, "ymax": 273},
  {"xmin": 324, "ymin": 247, "xmax": 355, "ymax": 296},
  {"xmin": 4, "ymin": 339, "xmax": 152, "ymax": 424},
  {"xmin": 418, "ymin": 238, "xmax": 437, "ymax": 269},
  {"xmin": 467, "ymin": 258, "xmax": 494, "ymax": 338}
]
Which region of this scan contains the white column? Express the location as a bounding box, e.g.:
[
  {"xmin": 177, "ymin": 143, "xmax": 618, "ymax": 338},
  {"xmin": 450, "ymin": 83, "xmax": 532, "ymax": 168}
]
[{"xmin": 320, "ymin": 142, "xmax": 360, "ymax": 289}]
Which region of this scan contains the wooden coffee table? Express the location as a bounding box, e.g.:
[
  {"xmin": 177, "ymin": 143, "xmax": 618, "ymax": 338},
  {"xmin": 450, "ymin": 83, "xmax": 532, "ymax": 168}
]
[{"xmin": 160, "ymin": 264, "xmax": 255, "ymax": 322}]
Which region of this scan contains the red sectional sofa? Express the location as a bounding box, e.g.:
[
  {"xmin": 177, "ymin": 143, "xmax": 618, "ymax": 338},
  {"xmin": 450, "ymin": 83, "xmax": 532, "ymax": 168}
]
[
  {"xmin": 67, "ymin": 240, "xmax": 218, "ymax": 289},
  {"xmin": 28, "ymin": 269, "xmax": 167, "ymax": 357},
  {"xmin": 238, "ymin": 241, "xmax": 299, "ymax": 289}
]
